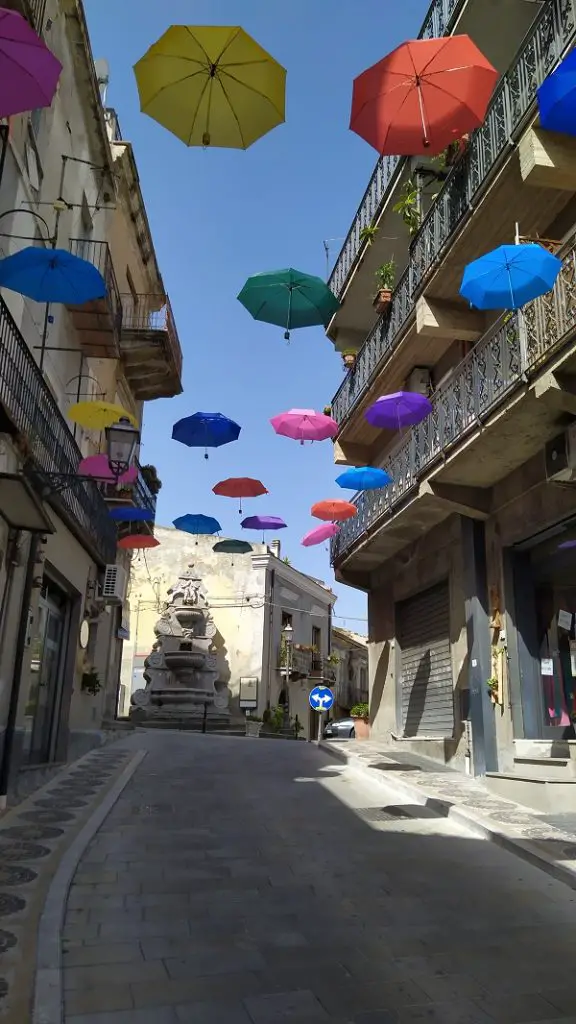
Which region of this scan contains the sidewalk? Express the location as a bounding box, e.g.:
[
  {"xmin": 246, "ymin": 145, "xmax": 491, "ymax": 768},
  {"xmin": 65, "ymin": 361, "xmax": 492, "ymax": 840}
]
[{"xmin": 320, "ymin": 738, "xmax": 576, "ymax": 890}]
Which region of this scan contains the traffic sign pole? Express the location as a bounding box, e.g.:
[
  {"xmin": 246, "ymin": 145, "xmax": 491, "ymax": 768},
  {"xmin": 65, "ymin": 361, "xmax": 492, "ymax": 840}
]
[{"xmin": 316, "ymin": 710, "xmax": 324, "ymax": 745}]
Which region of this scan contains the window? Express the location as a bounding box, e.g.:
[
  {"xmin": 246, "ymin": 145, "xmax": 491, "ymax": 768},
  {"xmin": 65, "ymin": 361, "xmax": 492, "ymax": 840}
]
[{"xmin": 312, "ymin": 625, "xmax": 321, "ymax": 653}]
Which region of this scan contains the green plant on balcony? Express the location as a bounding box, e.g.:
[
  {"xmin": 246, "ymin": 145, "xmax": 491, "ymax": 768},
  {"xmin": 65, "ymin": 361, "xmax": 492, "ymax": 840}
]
[
  {"xmin": 373, "ymin": 258, "xmax": 396, "ymax": 314},
  {"xmin": 327, "ymin": 652, "xmax": 340, "ymax": 666},
  {"xmin": 141, "ymin": 464, "xmax": 162, "ymax": 495},
  {"xmin": 341, "ymin": 348, "xmax": 358, "ymax": 371},
  {"xmin": 393, "ymin": 179, "xmax": 421, "ymax": 236},
  {"xmin": 359, "ymin": 223, "xmax": 378, "ymax": 246}
]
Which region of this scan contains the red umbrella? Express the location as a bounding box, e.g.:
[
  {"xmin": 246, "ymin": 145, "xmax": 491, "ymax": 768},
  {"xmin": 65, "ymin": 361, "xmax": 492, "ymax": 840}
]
[
  {"xmin": 311, "ymin": 500, "xmax": 357, "ymax": 523},
  {"xmin": 117, "ymin": 535, "xmax": 160, "ymax": 550},
  {"xmin": 212, "ymin": 477, "xmax": 268, "ymax": 514},
  {"xmin": 350, "ymin": 35, "xmax": 498, "ymax": 156}
]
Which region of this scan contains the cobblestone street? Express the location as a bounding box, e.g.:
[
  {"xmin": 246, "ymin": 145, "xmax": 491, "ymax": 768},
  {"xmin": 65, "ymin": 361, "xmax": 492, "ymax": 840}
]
[{"xmin": 61, "ymin": 733, "xmax": 576, "ymax": 1024}]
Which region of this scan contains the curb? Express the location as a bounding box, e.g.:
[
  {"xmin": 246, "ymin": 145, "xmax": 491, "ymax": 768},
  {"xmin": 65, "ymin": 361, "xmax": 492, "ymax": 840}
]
[
  {"xmin": 319, "ymin": 741, "xmax": 576, "ymax": 892},
  {"xmin": 33, "ymin": 749, "xmax": 147, "ymax": 1024}
]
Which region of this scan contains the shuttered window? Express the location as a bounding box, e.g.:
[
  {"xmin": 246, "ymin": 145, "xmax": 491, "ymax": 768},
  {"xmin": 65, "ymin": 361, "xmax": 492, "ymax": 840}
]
[{"xmin": 397, "ymin": 582, "xmax": 454, "ymax": 738}]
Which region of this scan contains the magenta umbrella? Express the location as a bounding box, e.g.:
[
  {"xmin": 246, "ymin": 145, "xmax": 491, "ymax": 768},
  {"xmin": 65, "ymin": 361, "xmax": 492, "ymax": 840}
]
[
  {"xmin": 365, "ymin": 391, "xmax": 433, "ymax": 430},
  {"xmin": 270, "ymin": 408, "xmax": 338, "ymax": 445},
  {"xmin": 301, "ymin": 523, "xmax": 340, "ymax": 547},
  {"xmin": 78, "ymin": 454, "xmax": 137, "ymax": 485},
  {"xmin": 0, "ymin": 9, "xmax": 62, "ymax": 119}
]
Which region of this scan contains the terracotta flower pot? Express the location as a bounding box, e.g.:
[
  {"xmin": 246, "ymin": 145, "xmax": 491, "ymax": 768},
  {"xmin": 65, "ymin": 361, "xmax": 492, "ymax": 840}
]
[
  {"xmin": 352, "ymin": 716, "xmax": 370, "ymax": 740},
  {"xmin": 373, "ymin": 288, "xmax": 392, "ymax": 314}
]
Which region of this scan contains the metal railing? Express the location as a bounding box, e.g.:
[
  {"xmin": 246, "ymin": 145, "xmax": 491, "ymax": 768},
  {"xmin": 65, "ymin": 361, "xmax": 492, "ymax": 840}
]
[
  {"xmin": 99, "ymin": 462, "xmax": 157, "ymax": 520},
  {"xmin": 331, "ymin": 0, "xmax": 576, "ymax": 427},
  {"xmin": 133, "ymin": 465, "xmax": 157, "ymax": 518},
  {"xmin": 120, "ymin": 293, "xmax": 183, "ymax": 378},
  {"xmin": 68, "ymin": 238, "xmax": 122, "ymax": 335},
  {"xmin": 0, "ymin": 295, "xmax": 117, "ymax": 565},
  {"xmin": 310, "ymin": 657, "xmax": 337, "ymax": 683},
  {"xmin": 331, "ymin": 240, "xmax": 576, "ymax": 563},
  {"xmin": 328, "ymin": 0, "xmax": 466, "ymax": 298}
]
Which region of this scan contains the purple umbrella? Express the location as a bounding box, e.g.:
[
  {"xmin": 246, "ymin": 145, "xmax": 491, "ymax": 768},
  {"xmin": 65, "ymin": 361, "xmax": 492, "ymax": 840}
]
[
  {"xmin": 241, "ymin": 515, "xmax": 287, "ymax": 542},
  {"xmin": 365, "ymin": 391, "xmax": 433, "ymax": 430},
  {"xmin": 0, "ymin": 9, "xmax": 62, "ymax": 119},
  {"xmin": 558, "ymin": 540, "xmax": 576, "ymax": 550}
]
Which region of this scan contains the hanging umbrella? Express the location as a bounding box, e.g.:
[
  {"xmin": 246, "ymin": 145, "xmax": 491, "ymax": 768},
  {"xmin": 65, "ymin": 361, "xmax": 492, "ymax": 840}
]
[
  {"xmin": 537, "ymin": 50, "xmax": 576, "ymax": 136},
  {"xmin": 241, "ymin": 514, "xmax": 287, "ymax": 541},
  {"xmin": 0, "ymin": 247, "xmax": 106, "ymax": 303},
  {"xmin": 134, "ymin": 25, "xmax": 286, "ymax": 149},
  {"xmin": 213, "ymin": 539, "xmax": 253, "ymax": 554},
  {"xmin": 118, "ymin": 535, "xmax": 160, "ymax": 550},
  {"xmin": 238, "ymin": 268, "xmax": 340, "ymax": 340},
  {"xmin": 365, "ymin": 392, "xmax": 432, "ymax": 430},
  {"xmin": 172, "ymin": 411, "xmax": 241, "ymax": 459},
  {"xmin": 350, "ymin": 35, "xmax": 498, "ymax": 156},
  {"xmin": 0, "ymin": 9, "xmax": 62, "ymax": 119},
  {"xmin": 173, "ymin": 514, "xmax": 221, "ymax": 535},
  {"xmin": 311, "ymin": 500, "xmax": 357, "ymax": 523},
  {"xmin": 212, "ymin": 477, "xmax": 268, "ymax": 514},
  {"xmin": 68, "ymin": 402, "xmax": 138, "ymax": 430},
  {"xmin": 109, "ymin": 507, "xmax": 155, "ymax": 522},
  {"xmin": 78, "ymin": 454, "xmax": 138, "ymax": 484},
  {"xmin": 336, "ymin": 466, "xmax": 392, "ymax": 490},
  {"xmin": 558, "ymin": 540, "xmax": 576, "ymax": 550},
  {"xmin": 270, "ymin": 409, "xmax": 338, "ymax": 444},
  {"xmin": 301, "ymin": 523, "xmax": 340, "ymax": 547},
  {"xmin": 460, "ymin": 243, "xmax": 563, "ymax": 310}
]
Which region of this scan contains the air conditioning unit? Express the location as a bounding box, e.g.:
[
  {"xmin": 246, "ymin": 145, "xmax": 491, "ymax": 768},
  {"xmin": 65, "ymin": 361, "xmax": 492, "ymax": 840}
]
[
  {"xmin": 406, "ymin": 367, "xmax": 431, "ymax": 396},
  {"xmin": 99, "ymin": 564, "xmax": 127, "ymax": 605},
  {"xmin": 545, "ymin": 424, "xmax": 576, "ymax": 482}
]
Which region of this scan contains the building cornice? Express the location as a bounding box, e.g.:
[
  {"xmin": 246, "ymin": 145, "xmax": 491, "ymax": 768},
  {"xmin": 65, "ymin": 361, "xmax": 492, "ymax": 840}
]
[{"xmin": 251, "ymin": 552, "xmax": 336, "ymax": 607}]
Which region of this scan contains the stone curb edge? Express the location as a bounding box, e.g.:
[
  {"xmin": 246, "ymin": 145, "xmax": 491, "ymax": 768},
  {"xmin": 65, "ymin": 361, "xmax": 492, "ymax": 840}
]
[
  {"xmin": 32, "ymin": 749, "xmax": 147, "ymax": 1024},
  {"xmin": 318, "ymin": 741, "xmax": 576, "ymax": 893}
]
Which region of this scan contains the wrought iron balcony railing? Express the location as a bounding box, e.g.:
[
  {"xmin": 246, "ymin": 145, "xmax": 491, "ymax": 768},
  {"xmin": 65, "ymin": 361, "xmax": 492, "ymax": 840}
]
[
  {"xmin": 331, "ymin": 239, "xmax": 576, "ymax": 563},
  {"xmin": 328, "ymin": 0, "xmax": 465, "ymax": 299},
  {"xmin": 99, "ymin": 461, "xmax": 157, "ymax": 521},
  {"xmin": 68, "ymin": 238, "xmax": 122, "ymax": 332},
  {"xmin": 310, "ymin": 657, "xmax": 337, "ymax": 684},
  {"xmin": 331, "ymin": 0, "xmax": 576, "ymax": 428},
  {"xmin": 120, "ymin": 293, "xmax": 183, "ymax": 379},
  {"xmin": 0, "ymin": 295, "xmax": 117, "ymax": 565}
]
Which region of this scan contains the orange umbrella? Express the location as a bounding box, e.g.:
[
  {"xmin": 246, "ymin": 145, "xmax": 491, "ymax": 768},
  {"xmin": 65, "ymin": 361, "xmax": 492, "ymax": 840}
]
[
  {"xmin": 311, "ymin": 500, "xmax": 357, "ymax": 522},
  {"xmin": 350, "ymin": 35, "xmax": 498, "ymax": 155},
  {"xmin": 212, "ymin": 477, "xmax": 268, "ymax": 514},
  {"xmin": 117, "ymin": 535, "xmax": 160, "ymax": 550}
]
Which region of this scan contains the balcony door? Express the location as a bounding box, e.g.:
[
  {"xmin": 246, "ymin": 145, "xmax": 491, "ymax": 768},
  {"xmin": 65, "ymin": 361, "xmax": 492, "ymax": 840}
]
[{"xmin": 25, "ymin": 577, "xmax": 71, "ymax": 764}]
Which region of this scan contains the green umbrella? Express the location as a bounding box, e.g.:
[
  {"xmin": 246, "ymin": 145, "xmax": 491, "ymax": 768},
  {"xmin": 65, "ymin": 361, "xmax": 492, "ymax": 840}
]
[{"xmin": 237, "ymin": 268, "xmax": 340, "ymax": 340}]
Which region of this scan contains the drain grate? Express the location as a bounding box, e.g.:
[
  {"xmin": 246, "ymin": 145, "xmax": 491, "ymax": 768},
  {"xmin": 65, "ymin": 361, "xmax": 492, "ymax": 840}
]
[
  {"xmin": 0, "ymin": 865, "xmax": 37, "ymax": 886},
  {"xmin": 0, "ymin": 825, "xmax": 63, "ymax": 842},
  {"xmin": 0, "ymin": 894, "xmax": 25, "ymax": 917},
  {"xmin": 19, "ymin": 809, "xmax": 74, "ymax": 825},
  {"xmin": 0, "ymin": 930, "xmax": 17, "ymax": 953},
  {"xmin": 0, "ymin": 841, "xmax": 50, "ymax": 861},
  {"xmin": 356, "ymin": 808, "xmax": 396, "ymax": 823}
]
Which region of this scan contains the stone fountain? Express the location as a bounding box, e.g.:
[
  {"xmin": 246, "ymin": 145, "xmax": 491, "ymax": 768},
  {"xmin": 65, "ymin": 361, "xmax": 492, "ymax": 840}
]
[{"xmin": 130, "ymin": 565, "xmax": 229, "ymax": 727}]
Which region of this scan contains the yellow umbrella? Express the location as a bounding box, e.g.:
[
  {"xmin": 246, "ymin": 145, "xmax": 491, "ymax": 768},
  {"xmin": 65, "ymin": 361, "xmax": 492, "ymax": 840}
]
[
  {"xmin": 134, "ymin": 25, "xmax": 286, "ymax": 149},
  {"xmin": 67, "ymin": 401, "xmax": 138, "ymax": 430}
]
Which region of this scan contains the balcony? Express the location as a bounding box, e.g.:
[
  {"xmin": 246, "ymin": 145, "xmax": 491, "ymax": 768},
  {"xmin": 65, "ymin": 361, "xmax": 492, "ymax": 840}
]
[
  {"xmin": 310, "ymin": 657, "xmax": 337, "ymax": 684},
  {"xmin": 0, "ymin": 294, "xmax": 117, "ymax": 565},
  {"xmin": 331, "ymin": 0, "xmax": 576, "ymax": 436},
  {"xmin": 0, "ymin": 0, "xmax": 47, "ymax": 31},
  {"xmin": 278, "ymin": 645, "xmax": 312, "ymax": 679},
  {"xmin": 119, "ymin": 294, "xmax": 183, "ymax": 400},
  {"xmin": 99, "ymin": 461, "xmax": 157, "ymax": 535},
  {"xmin": 331, "ymin": 238, "xmax": 576, "ymax": 572},
  {"xmin": 66, "ymin": 239, "xmax": 122, "ymax": 358}
]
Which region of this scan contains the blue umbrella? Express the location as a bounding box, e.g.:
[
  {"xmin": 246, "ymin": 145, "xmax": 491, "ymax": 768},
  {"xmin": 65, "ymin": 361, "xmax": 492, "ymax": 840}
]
[
  {"xmin": 173, "ymin": 514, "xmax": 221, "ymax": 535},
  {"xmin": 109, "ymin": 507, "xmax": 155, "ymax": 522},
  {"xmin": 537, "ymin": 50, "xmax": 576, "ymax": 135},
  {"xmin": 460, "ymin": 243, "xmax": 562, "ymax": 310},
  {"xmin": 0, "ymin": 246, "xmax": 106, "ymax": 303},
  {"xmin": 336, "ymin": 466, "xmax": 392, "ymax": 490},
  {"xmin": 172, "ymin": 411, "xmax": 241, "ymax": 459}
]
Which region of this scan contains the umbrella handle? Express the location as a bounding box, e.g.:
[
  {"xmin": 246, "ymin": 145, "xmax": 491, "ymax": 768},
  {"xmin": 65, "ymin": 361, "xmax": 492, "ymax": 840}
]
[{"xmin": 285, "ymin": 286, "xmax": 292, "ymax": 343}]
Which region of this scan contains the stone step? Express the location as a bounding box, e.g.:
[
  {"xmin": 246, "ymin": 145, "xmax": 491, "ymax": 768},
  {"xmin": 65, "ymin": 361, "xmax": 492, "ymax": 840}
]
[
  {"xmin": 486, "ymin": 771, "xmax": 576, "ymax": 813},
  {"xmin": 513, "ymin": 755, "xmax": 574, "ymax": 780}
]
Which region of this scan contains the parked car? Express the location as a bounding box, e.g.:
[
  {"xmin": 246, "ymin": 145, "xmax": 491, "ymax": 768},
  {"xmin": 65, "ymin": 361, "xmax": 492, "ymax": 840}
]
[{"xmin": 323, "ymin": 717, "xmax": 355, "ymax": 740}]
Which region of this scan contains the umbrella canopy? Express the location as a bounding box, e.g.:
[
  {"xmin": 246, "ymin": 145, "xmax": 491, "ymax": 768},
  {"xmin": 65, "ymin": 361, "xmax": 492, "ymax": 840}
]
[
  {"xmin": 0, "ymin": 9, "xmax": 62, "ymax": 119},
  {"xmin": 134, "ymin": 25, "xmax": 286, "ymax": 149},
  {"xmin": 311, "ymin": 500, "xmax": 357, "ymax": 523},
  {"xmin": 537, "ymin": 50, "xmax": 576, "ymax": 136},
  {"xmin": 213, "ymin": 539, "xmax": 253, "ymax": 554},
  {"xmin": 350, "ymin": 35, "xmax": 497, "ymax": 156},
  {"xmin": 365, "ymin": 392, "xmax": 433, "ymax": 430},
  {"xmin": 460, "ymin": 243, "xmax": 563, "ymax": 311},
  {"xmin": 68, "ymin": 402, "xmax": 138, "ymax": 430},
  {"xmin": 270, "ymin": 409, "xmax": 338, "ymax": 444},
  {"xmin": 0, "ymin": 247, "xmax": 106, "ymax": 304},
  {"xmin": 301, "ymin": 523, "xmax": 340, "ymax": 547},
  {"xmin": 558, "ymin": 540, "xmax": 576, "ymax": 550},
  {"xmin": 109, "ymin": 507, "xmax": 155, "ymax": 522},
  {"xmin": 78, "ymin": 454, "xmax": 137, "ymax": 485},
  {"xmin": 336, "ymin": 466, "xmax": 392, "ymax": 490},
  {"xmin": 241, "ymin": 515, "xmax": 287, "ymax": 532},
  {"xmin": 117, "ymin": 534, "xmax": 160, "ymax": 550},
  {"xmin": 213, "ymin": 477, "xmax": 268, "ymax": 514},
  {"xmin": 173, "ymin": 514, "xmax": 221, "ymax": 535},
  {"xmin": 238, "ymin": 268, "xmax": 340, "ymax": 340},
  {"xmin": 172, "ymin": 411, "xmax": 241, "ymax": 459}
]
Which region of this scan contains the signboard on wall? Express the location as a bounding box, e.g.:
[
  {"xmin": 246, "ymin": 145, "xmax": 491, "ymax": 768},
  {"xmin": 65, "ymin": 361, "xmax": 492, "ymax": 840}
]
[{"xmin": 239, "ymin": 676, "xmax": 258, "ymax": 709}]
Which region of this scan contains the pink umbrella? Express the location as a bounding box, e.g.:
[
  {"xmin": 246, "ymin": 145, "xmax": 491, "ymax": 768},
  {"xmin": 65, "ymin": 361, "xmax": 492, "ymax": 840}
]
[
  {"xmin": 270, "ymin": 408, "xmax": 338, "ymax": 445},
  {"xmin": 301, "ymin": 523, "xmax": 340, "ymax": 547},
  {"xmin": 0, "ymin": 9, "xmax": 62, "ymax": 119},
  {"xmin": 78, "ymin": 454, "xmax": 138, "ymax": 485}
]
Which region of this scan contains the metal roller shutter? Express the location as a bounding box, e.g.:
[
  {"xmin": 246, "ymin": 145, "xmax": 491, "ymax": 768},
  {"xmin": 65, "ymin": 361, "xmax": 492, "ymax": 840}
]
[{"xmin": 397, "ymin": 581, "xmax": 454, "ymax": 738}]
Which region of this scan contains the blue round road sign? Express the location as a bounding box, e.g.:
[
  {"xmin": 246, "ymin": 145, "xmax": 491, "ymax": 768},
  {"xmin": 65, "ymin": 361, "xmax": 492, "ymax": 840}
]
[{"xmin": 309, "ymin": 685, "xmax": 335, "ymax": 712}]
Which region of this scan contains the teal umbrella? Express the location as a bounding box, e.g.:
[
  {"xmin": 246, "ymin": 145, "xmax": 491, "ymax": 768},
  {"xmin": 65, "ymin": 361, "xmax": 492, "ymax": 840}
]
[{"xmin": 237, "ymin": 268, "xmax": 340, "ymax": 340}]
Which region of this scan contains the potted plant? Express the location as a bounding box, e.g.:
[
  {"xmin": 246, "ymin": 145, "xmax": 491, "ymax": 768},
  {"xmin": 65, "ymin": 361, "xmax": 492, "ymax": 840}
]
[
  {"xmin": 392, "ymin": 178, "xmax": 421, "ymax": 236},
  {"xmin": 327, "ymin": 653, "xmax": 340, "ymax": 666},
  {"xmin": 81, "ymin": 666, "xmax": 102, "ymax": 696},
  {"xmin": 373, "ymin": 259, "xmax": 396, "ymax": 314},
  {"xmin": 486, "ymin": 677, "xmax": 499, "ymax": 705},
  {"xmin": 342, "ymin": 349, "xmax": 357, "ymax": 371},
  {"xmin": 323, "ymin": 405, "xmax": 332, "ymax": 417},
  {"xmin": 350, "ymin": 702, "xmax": 370, "ymax": 740},
  {"xmin": 359, "ymin": 223, "xmax": 378, "ymax": 247},
  {"xmin": 141, "ymin": 464, "xmax": 162, "ymax": 495},
  {"xmin": 245, "ymin": 714, "xmax": 263, "ymax": 737}
]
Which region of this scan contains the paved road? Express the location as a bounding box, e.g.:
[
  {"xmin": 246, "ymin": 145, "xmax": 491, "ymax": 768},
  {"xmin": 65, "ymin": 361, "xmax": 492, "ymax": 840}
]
[{"xmin": 63, "ymin": 733, "xmax": 576, "ymax": 1024}]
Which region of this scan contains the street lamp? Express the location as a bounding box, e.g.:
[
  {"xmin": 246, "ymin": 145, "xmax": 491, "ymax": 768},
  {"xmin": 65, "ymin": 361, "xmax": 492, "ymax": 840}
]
[{"xmin": 281, "ymin": 621, "xmax": 293, "ymax": 727}]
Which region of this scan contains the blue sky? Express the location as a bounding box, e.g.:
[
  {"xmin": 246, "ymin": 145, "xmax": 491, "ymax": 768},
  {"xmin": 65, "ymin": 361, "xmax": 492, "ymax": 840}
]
[{"xmin": 84, "ymin": 0, "xmax": 430, "ymax": 629}]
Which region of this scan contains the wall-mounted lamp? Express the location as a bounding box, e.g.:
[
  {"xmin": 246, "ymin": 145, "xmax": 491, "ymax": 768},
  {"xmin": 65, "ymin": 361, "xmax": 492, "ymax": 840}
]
[{"xmin": 32, "ymin": 417, "xmax": 140, "ymax": 496}]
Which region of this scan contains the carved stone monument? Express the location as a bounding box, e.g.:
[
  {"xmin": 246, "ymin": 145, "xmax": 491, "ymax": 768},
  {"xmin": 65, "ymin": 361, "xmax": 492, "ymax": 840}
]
[{"xmin": 130, "ymin": 565, "xmax": 230, "ymax": 726}]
